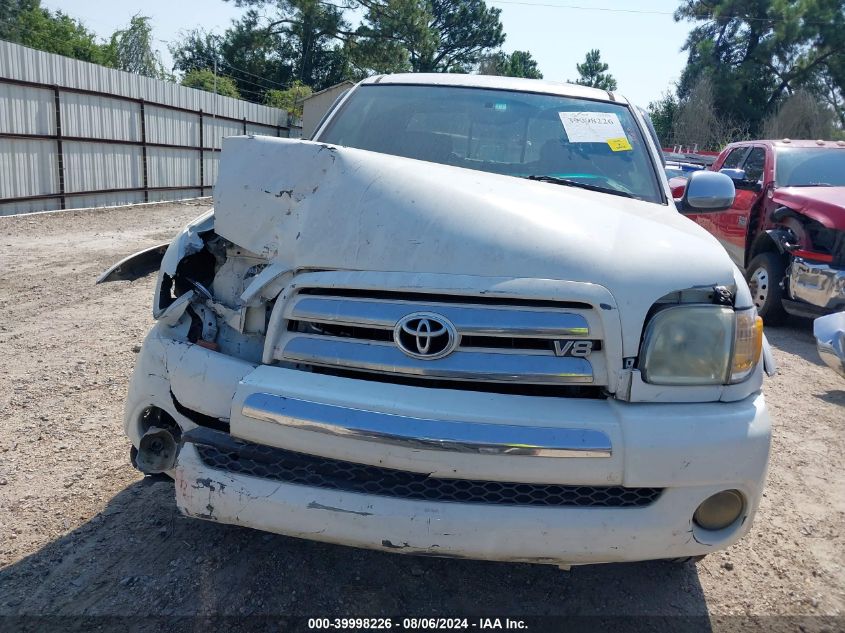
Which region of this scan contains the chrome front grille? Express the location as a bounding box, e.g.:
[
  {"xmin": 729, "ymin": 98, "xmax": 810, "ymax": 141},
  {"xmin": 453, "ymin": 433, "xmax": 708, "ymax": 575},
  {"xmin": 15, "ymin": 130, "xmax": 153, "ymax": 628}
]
[{"xmin": 274, "ymin": 288, "xmax": 607, "ymax": 386}]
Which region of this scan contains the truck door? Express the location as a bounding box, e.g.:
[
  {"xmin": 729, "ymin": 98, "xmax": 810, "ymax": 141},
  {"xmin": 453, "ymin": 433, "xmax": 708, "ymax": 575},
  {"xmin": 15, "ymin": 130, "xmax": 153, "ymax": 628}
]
[
  {"xmin": 716, "ymin": 146, "xmax": 767, "ymax": 267},
  {"xmin": 685, "ymin": 146, "xmax": 748, "ymax": 248}
]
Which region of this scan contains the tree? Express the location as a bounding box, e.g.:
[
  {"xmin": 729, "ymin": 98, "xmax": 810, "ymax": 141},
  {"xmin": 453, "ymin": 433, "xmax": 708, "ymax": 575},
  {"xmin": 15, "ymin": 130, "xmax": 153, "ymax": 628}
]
[
  {"xmin": 674, "ymin": 0, "xmax": 845, "ymax": 135},
  {"xmin": 573, "ymin": 49, "xmax": 617, "ymax": 91},
  {"xmin": 479, "ymin": 50, "xmax": 542, "ymax": 78},
  {"xmin": 220, "ymin": 0, "xmax": 354, "ymax": 90},
  {"xmin": 0, "ymin": 0, "xmax": 38, "ymax": 42},
  {"xmin": 102, "ymin": 15, "xmax": 169, "ymax": 79},
  {"xmin": 171, "ymin": 16, "xmax": 297, "ymax": 101},
  {"xmin": 762, "ymin": 89, "xmax": 835, "ymax": 139},
  {"xmin": 353, "ymin": 0, "xmax": 505, "ymax": 73},
  {"xmin": 181, "ymin": 69, "xmax": 242, "ymax": 98},
  {"xmin": 672, "ymin": 75, "xmax": 747, "ymax": 151},
  {"xmin": 264, "ymin": 80, "xmax": 312, "ymax": 116},
  {"xmin": 0, "ymin": 0, "xmax": 107, "ymax": 64},
  {"xmin": 647, "ymin": 89, "xmax": 680, "ymax": 147}
]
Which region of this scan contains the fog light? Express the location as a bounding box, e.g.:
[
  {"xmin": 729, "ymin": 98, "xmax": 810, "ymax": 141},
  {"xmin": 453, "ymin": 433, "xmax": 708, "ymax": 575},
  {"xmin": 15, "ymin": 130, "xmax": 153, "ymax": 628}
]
[{"xmin": 693, "ymin": 490, "xmax": 744, "ymax": 530}]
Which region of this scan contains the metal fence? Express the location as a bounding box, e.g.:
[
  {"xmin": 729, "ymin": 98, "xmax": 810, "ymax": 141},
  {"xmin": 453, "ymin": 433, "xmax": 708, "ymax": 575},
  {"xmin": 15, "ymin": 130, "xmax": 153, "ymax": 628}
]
[{"xmin": 0, "ymin": 40, "xmax": 300, "ymax": 216}]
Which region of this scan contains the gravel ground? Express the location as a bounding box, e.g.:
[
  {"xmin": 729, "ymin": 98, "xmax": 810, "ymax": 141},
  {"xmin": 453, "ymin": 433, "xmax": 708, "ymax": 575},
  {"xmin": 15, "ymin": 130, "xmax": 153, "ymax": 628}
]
[{"xmin": 0, "ymin": 201, "xmax": 843, "ymax": 631}]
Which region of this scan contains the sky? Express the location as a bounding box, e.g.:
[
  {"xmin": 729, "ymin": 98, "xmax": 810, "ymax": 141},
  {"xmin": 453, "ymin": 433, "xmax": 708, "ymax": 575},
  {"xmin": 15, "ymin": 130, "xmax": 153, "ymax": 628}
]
[{"xmin": 43, "ymin": 0, "xmax": 694, "ymax": 107}]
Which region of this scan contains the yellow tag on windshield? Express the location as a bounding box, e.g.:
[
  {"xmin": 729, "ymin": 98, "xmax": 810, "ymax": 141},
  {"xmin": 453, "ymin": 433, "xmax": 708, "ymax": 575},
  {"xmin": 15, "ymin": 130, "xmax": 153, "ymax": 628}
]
[{"xmin": 607, "ymin": 137, "xmax": 632, "ymax": 152}]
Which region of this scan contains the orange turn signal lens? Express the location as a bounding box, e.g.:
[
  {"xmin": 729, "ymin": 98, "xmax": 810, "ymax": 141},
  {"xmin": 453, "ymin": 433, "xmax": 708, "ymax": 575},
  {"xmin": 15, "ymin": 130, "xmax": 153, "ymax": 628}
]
[{"xmin": 731, "ymin": 309, "xmax": 763, "ymax": 383}]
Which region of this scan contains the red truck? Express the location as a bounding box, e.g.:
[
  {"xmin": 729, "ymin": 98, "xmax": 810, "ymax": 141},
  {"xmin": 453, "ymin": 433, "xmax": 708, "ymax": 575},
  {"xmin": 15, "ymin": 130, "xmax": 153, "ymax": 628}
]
[{"xmin": 672, "ymin": 140, "xmax": 845, "ymax": 323}]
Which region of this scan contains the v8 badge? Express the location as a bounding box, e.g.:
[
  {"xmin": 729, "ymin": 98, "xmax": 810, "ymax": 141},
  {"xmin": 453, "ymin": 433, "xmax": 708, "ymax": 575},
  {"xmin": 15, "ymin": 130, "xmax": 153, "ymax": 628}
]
[{"xmin": 553, "ymin": 340, "xmax": 596, "ymax": 358}]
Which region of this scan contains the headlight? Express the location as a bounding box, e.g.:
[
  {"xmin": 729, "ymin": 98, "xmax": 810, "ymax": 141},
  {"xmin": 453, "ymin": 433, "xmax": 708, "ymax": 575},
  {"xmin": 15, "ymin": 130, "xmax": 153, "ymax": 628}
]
[{"xmin": 640, "ymin": 305, "xmax": 762, "ymax": 386}]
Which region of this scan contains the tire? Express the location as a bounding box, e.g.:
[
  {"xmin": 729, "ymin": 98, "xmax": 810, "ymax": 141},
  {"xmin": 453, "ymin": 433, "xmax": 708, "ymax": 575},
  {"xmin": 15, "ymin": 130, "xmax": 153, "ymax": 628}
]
[{"xmin": 746, "ymin": 251, "xmax": 788, "ymax": 325}]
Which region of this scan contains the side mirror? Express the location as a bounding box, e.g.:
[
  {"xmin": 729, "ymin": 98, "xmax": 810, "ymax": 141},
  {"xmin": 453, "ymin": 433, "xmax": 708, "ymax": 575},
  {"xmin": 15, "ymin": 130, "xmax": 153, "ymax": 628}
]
[
  {"xmin": 678, "ymin": 170, "xmax": 735, "ymax": 213},
  {"xmin": 720, "ymin": 168, "xmax": 762, "ymax": 192},
  {"xmin": 814, "ymin": 312, "xmax": 845, "ymax": 380},
  {"xmin": 719, "ymin": 168, "xmax": 746, "ymax": 182}
]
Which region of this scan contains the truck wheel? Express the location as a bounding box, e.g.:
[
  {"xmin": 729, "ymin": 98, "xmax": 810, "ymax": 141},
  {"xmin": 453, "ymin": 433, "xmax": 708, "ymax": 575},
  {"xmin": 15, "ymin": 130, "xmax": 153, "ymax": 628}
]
[{"xmin": 746, "ymin": 252, "xmax": 787, "ymax": 325}]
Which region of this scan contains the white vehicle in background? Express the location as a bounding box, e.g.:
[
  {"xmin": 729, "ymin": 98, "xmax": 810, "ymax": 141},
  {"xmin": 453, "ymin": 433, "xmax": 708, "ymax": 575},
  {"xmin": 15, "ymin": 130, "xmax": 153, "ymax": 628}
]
[
  {"xmin": 110, "ymin": 74, "xmax": 775, "ymax": 567},
  {"xmin": 815, "ymin": 312, "xmax": 845, "ymax": 379}
]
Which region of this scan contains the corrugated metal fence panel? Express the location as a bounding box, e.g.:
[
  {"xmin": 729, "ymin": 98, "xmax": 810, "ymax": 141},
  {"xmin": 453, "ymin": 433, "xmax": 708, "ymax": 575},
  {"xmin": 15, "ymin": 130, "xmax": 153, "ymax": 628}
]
[
  {"xmin": 203, "ymin": 153, "xmax": 220, "ymax": 187},
  {"xmin": 66, "ymin": 191, "xmax": 146, "ymax": 210},
  {"xmin": 0, "ymin": 138, "xmax": 57, "ymax": 197},
  {"xmin": 63, "ymin": 142, "xmax": 143, "ymax": 192},
  {"xmin": 145, "ymin": 105, "xmax": 199, "ymax": 146},
  {"xmin": 147, "ymin": 147, "xmax": 199, "ymax": 188},
  {"xmin": 204, "ymin": 118, "xmax": 244, "ymax": 150},
  {"xmin": 0, "ymin": 197, "xmax": 61, "ymax": 216},
  {"xmin": 0, "ymin": 40, "xmax": 289, "ymax": 127},
  {"xmin": 246, "ymin": 122, "xmax": 279, "ymax": 137},
  {"xmin": 60, "ymin": 92, "xmax": 141, "ymax": 141},
  {"xmin": 0, "ymin": 83, "xmax": 54, "ymax": 135},
  {"xmin": 147, "ymin": 188, "xmax": 201, "ymax": 203},
  {"xmin": 0, "ymin": 40, "xmax": 302, "ymax": 214}
]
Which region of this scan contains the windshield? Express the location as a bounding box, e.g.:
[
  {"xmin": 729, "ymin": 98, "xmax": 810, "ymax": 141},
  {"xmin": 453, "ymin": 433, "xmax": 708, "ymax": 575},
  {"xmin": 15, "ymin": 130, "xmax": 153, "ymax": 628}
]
[
  {"xmin": 317, "ymin": 84, "xmax": 664, "ymax": 203},
  {"xmin": 775, "ymin": 147, "xmax": 845, "ymax": 187}
]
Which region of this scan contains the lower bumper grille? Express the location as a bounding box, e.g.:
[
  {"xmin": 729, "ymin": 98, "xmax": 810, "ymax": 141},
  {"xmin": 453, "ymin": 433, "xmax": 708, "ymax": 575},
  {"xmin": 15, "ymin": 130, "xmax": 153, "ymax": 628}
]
[{"xmin": 192, "ymin": 434, "xmax": 661, "ymax": 508}]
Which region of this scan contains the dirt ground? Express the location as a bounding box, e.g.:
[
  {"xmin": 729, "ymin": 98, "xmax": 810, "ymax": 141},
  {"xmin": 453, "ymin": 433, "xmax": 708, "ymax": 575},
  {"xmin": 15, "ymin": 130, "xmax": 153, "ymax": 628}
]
[{"xmin": 0, "ymin": 201, "xmax": 843, "ymax": 631}]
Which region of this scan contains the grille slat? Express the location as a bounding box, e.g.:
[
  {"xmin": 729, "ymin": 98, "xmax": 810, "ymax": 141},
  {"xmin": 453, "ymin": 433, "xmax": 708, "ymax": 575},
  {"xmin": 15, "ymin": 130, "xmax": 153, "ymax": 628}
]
[
  {"xmin": 195, "ymin": 441, "xmax": 661, "ymax": 508},
  {"xmin": 290, "ymin": 297, "xmax": 590, "ymax": 337},
  {"xmin": 281, "ymin": 335, "xmax": 595, "ymax": 384}
]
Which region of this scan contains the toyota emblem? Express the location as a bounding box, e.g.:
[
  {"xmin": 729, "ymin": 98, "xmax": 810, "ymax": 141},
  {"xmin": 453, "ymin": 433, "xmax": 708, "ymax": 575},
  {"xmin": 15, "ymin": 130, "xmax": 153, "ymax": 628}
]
[{"xmin": 393, "ymin": 312, "xmax": 458, "ymax": 360}]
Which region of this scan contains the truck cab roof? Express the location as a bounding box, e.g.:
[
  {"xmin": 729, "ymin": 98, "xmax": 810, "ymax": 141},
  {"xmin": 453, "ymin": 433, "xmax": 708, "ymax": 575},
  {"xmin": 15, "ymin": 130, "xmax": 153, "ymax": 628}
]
[
  {"xmin": 359, "ymin": 73, "xmax": 627, "ymax": 105},
  {"xmin": 723, "ymin": 139, "xmax": 845, "ymax": 150}
]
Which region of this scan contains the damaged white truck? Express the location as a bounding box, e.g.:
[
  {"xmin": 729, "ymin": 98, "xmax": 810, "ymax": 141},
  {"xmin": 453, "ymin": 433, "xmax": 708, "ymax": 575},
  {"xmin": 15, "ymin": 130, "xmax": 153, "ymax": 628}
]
[{"xmin": 115, "ymin": 74, "xmax": 775, "ymax": 566}]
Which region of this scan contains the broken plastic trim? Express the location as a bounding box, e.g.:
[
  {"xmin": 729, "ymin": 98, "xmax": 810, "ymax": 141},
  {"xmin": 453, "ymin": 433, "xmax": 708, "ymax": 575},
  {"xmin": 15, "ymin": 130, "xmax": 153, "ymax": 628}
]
[{"xmin": 96, "ymin": 242, "xmax": 169, "ymax": 284}]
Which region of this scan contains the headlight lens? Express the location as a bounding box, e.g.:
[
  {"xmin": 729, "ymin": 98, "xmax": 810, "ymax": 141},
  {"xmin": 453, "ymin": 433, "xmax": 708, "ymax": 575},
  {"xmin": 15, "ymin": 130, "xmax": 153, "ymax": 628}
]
[
  {"xmin": 640, "ymin": 305, "xmax": 735, "ymax": 385},
  {"xmin": 641, "ymin": 305, "xmax": 764, "ymax": 385}
]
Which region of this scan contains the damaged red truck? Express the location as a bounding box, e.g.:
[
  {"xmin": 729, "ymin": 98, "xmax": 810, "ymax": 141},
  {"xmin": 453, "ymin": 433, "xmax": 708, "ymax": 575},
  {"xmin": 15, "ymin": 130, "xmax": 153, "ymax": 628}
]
[{"xmin": 678, "ymin": 140, "xmax": 845, "ymax": 322}]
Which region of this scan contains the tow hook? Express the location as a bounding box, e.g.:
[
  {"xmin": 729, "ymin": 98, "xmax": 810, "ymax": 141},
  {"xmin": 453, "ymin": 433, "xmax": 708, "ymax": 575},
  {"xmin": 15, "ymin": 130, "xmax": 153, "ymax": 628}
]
[{"xmin": 134, "ymin": 426, "xmax": 179, "ymax": 474}]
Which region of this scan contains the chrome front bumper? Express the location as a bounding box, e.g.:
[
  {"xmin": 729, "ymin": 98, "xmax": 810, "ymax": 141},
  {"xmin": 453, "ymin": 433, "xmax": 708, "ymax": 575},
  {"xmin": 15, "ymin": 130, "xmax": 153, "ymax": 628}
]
[
  {"xmin": 126, "ymin": 329, "xmax": 772, "ymax": 565},
  {"xmin": 789, "ymin": 257, "xmax": 845, "ymax": 311},
  {"xmin": 241, "ymin": 393, "xmax": 612, "ymax": 459}
]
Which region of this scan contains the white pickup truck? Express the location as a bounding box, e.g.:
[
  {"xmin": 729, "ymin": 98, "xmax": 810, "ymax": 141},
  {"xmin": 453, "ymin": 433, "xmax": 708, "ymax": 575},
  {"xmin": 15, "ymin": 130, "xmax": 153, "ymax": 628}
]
[{"xmin": 120, "ymin": 74, "xmax": 775, "ymax": 567}]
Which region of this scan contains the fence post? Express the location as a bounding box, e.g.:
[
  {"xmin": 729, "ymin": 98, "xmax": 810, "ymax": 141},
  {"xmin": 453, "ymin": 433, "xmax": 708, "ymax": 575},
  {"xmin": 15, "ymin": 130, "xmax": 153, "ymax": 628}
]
[
  {"xmin": 199, "ymin": 109, "xmax": 204, "ymax": 196},
  {"xmin": 53, "ymin": 86, "xmax": 65, "ymax": 210},
  {"xmin": 140, "ymin": 100, "xmax": 149, "ymax": 203}
]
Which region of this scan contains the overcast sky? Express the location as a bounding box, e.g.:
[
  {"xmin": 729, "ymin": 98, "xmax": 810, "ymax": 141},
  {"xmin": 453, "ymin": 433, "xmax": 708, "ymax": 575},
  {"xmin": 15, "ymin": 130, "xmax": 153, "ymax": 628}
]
[{"xmin": 43, "ymin": 0, "xmax": 693, "ymax": 106}]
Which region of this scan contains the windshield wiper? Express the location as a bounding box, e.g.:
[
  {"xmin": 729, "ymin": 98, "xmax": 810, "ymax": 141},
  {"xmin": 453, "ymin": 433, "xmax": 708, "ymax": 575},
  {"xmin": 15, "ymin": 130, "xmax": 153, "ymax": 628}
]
[{"xmin": 525, "ymin": 175, "xmax": 636, "ymax": 199}]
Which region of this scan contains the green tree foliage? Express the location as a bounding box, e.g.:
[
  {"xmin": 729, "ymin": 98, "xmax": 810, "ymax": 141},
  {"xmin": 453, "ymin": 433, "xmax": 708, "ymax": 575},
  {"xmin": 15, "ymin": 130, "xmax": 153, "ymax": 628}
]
[
  {"xmin": 675, "ymin": 0, "xmax": 845, "ymax": 135},
  {"xmin": 264, "ymin": 80, "xmax": 312, "ymax": 116},
  {"xmin": 352, "ymin": 0, "xmax": 505, "ymax": 73},
  {"xmin": 478, "ymin": 50, "xmax": 542, "ymax": 78},
  {"xmin": 221, "ymin": 0, "xmax": 354, "ymax": 90},
  {"xmin": 647, "ymin": 89, "xmax": 680, "ymax": 147},
  {"xmin": 0, "ymin": 0, "xmax": 107, "ymax": 63},
  {"xmin": 181, "ymin": 68, "xmax": 242, "ymax": 98},
  {"xmin": 572, "ymin": 49, "xmax": 617, "ymax": 91},
  {"xmin": 102, "ymin": 15, "xmax": 169, "ymax": 79},
  {"xmin": 171, "ymin": 16, "xmax": 296, "ymax": 102}
]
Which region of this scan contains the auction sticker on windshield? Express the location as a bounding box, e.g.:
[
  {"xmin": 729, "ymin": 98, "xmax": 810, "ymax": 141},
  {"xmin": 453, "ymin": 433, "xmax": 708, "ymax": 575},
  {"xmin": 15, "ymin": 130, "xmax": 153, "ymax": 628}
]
[{"xmin": 559, "ymin": 111, "xmax": 627, "ymax": 143}]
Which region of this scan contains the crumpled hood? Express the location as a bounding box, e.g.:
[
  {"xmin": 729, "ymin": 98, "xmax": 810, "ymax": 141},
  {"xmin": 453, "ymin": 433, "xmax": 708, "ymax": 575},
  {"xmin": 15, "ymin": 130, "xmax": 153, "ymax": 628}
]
[
  {"xmin": 773, "ymin": 187, "xmax": 845, "ymax": 230},
  {"xmin": 213, "ymin": 137, "xmax": 735, "ymax": 312}
]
